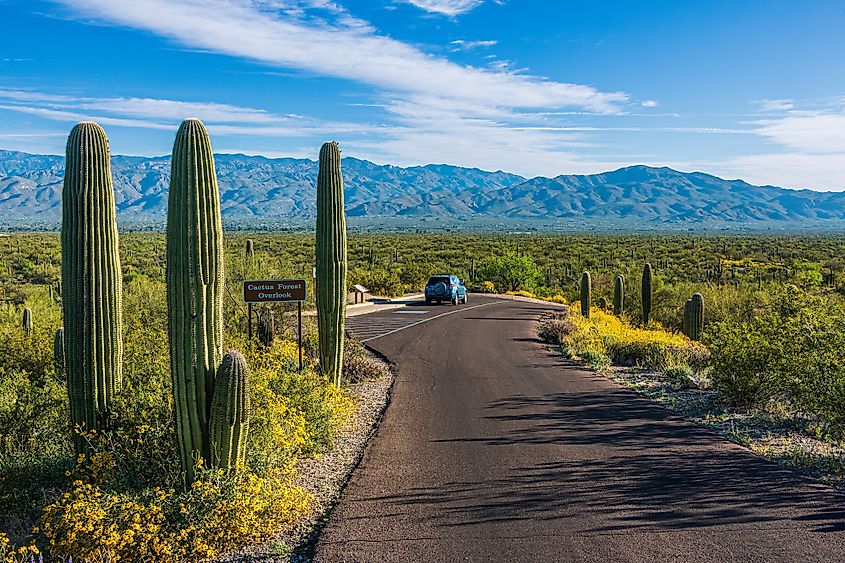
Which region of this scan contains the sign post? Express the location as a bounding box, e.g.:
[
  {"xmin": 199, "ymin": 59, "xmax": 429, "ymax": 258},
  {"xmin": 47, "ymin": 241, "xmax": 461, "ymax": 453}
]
[{"xmin": 243, "ymin": 279, "xmax": 308, "ymax": 371}]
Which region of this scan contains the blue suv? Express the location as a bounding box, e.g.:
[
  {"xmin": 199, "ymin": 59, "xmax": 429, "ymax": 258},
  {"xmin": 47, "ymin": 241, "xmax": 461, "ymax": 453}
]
[{"xmin": 425, "ymin": 274, "xmax": 467, "ymax": 305}]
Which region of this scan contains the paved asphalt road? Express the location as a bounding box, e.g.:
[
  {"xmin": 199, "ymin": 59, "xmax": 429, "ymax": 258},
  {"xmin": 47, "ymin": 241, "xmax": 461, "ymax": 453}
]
[{"xmin": 314, "ymin": 296, "xmax": 845, "ymax": 562}]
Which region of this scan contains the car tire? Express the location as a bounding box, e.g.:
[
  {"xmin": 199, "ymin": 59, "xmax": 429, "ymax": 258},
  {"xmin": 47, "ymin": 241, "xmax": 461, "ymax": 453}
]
[
  {"xmin": 451, "ymin": 296, "xmax": 458, "ymax": 306},
  {"xmin": 425, "ymin": 297, "xmax": 432, "ymax": 305},
  {"xmin": 462, "ymin": 294, "xmax": 468, "ymax": 304}
]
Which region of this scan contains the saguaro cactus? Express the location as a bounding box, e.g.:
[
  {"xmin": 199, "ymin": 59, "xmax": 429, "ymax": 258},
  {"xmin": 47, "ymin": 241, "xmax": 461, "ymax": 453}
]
[
  {"xmin": 21, "ymin": 307, "xmax": 32, "ymax": 335},
  {"xmin": 258, "ymin": 308, "xmax": 275, "ymax": 347},
  {"xmin": 613, "ymin": 274, "xmax": 625, "ymax": 316},
  {"xmin": 642, "ymin": 263, "xmax": 653, "ymax": 325},
  {"xmin": 683, "ymin": 298, "xmax": 692, "ymax": 337},
  {"xmin": 167, "ymin": 119, "xmax": 225, "ymax": 483},
  {"xmin": 580, "ymin": 271, "xmax": 591, "ymax": 318},
  {"xmin": 209, "ymin": 350, "xmax": 250, "ymax": 471},
  {"xmin": 245, "ymin": 239, "xmax": 254, "ymax": 258},
  {"xmin": 62, "ymin": 122, "xmax": 123, "ymax": 453},
  {"xmin": 54, "ymin": 327, "xmax": 65, "ymax": 379},
  {"xmin": 316, "ymin": 141, "xmax": 348, "ymax": 386},
  {"xmin": 689, "ymin": 293, "xmax": 704, "ymax": 341}
]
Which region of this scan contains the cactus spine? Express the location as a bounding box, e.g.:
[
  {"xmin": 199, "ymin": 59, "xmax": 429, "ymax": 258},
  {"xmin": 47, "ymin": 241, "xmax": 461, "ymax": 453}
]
[
  {"xmin": 167, "ymin": 119, "xmax": 225, "ymax": 483},
  {"xmin": 613, "ymin": 274, "xmax": 625, "ymax": 316},
  {"xmin": 21, "ymin": 307, "xmax": 32, "ymax": 335},
  {"xmin": 209, "ymin": 350, "xmax": 250, "ymax": 471},
  {"xmin": 61, "ymin": 123, "xmax": 123, "ymax": 453},
  {"xmin": 316, "ymin": 142, "xmax": 348, "ymax": 386},
  {"xmin": 642, "ymin": 263, "xmax": 653, "ymax": 325},
  {"xmin": 580, "ymin": 271, "xmax": 591, "ymax": 318},
  {"xmin": 689, "ymin": 293, "xmax": 704, "ymax": 341},
  {"xmin": 54, "ymin": 327, "xmax": 65, "ymax": 379}
]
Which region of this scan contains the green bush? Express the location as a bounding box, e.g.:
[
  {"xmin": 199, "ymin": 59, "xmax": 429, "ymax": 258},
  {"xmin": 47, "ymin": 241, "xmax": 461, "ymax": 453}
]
[{"xmin": 476, "ymin": 252, "xmax": 541, "ymax": 293}]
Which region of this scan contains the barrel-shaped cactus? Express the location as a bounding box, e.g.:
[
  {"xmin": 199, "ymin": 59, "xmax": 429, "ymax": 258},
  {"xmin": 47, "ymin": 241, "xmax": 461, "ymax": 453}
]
[
  {"xmin": 580, "ymin": 271, "xmax": 591, "ymax": 318},
  {"xmin": 167, "ymin": 119, "xmax": 225, "ymax": 483},
  {"xmin": 689, "ymin": 293, "xmax": 704, "ymax": 341},
  {"xmin": 54, "ymin": 327, "xmax": 65, "ymax": 379},
  {"xmin": 258, "ymin": 308, "xmax": 275, "ymax": 347},
  {"xmin": 316, "ymin": 142, "xmax": 348, "ymax": 386},
  {"xmin": 62, "ymin": 122, "xmax": 123, "ymax": 453},
  {"xmin": 209, "ymin": 350, "xmax": 250, "ymax": 471},
  {"xmin": 613, "ymin": 275, "xmax": 624, "ymax": 316},
  {"xmin": 642, "ymin": 263, "xmax": 653, "ymax": 325},
  {"xmin": 21, "ymin": 307, "xmax": 32, "ymax": 335}
]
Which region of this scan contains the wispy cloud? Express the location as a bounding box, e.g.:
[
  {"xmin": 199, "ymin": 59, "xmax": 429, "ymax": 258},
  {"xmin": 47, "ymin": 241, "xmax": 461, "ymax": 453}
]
[
  {"xmin": 53, "ymin": 0, "xmax": 625, "ymax": 115},
  {"xmin": 450, "ymin": 39, "xmax": 497, "ymax": 50},
  {"xmin": 400, "ymin": 0, "xmax": 486, "ymax": 16},
  {"xmin": 0, "ymin": 88, "xmax": 370, "ymax": 138}
]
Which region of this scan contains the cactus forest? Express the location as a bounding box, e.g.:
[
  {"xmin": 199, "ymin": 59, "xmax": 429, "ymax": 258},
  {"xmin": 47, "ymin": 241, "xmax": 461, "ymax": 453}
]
[{"xmin": 4, "ymin": 143, "xmax": 845, "ymax": 557}]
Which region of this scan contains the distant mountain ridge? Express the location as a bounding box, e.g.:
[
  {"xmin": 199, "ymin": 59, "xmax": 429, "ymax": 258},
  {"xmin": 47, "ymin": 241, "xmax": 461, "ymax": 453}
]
[{"xmin": 1, "ymin": 149, "xmax": 844, "ymax": 229}]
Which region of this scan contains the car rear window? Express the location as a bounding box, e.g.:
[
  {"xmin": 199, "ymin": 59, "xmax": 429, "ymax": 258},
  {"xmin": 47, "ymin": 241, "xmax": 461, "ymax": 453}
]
[{"xmin": 427, "ymin": 276, "xmax": 451, "ymax": 285}]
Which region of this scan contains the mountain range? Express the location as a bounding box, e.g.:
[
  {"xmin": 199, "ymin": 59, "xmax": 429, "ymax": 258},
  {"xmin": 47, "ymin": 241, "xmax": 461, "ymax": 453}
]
[{"xmin": 1, "ymin": 148, "xmax": 843, "ymax": 230}]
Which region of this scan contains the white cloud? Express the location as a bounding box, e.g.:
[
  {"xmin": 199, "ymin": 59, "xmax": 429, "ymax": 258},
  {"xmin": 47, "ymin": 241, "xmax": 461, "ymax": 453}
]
[
  {"xmin": 641, "ymin": 100, "xmax": 658, "ymax": 108},
  {"xmin": 401, "ymin": 0, "xmax": 485, "ymax": 16},
  {"xmin": 53, "ymin": 0, "xmax": 626, "ymax": 115},
  {"xmin": 755, "ymin": 99, "xmax": 795, "ymax": 112},
  {"xmin": 754, "ymin": 113, "xmax": 845, "ymax": 154},
  {"xmin": 450, "ymin": 39, "xmax": 497, "ymax": 50}
]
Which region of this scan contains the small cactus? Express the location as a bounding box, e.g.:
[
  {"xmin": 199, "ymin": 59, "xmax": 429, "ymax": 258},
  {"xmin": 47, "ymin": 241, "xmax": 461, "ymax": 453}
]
[
  {"xmin": 245, "ymin": 239, "xmax": 254, "ymax": 258},
  {"xmin": 613, "ymin": 274, "xmax": 624, "ymax": 316},
  {"xmin": 21, "ymin": 307, "xmax": 32, "ymax": 335},
  {"xmin": 689, "ymin": 293, "xmax": 704, "ymax": 341},
  {"xmin": 209, "ymin": 350, "xmax": 251, "ymax": 471},
  {"xmin": 642, "ymin": 263, "xmax": 653, "ymax": 325},
  {"xmin": 258, "ymin": 308, "xmax": 275, "ymax": 347},
  {"xmin": 316, "ymin": 141, "xmax": 348, "ymax": 386},
  {"xmin": 54, "ymin": 327, "xmax": 65, "ymax": 379},
  {"xmin": 580, "ymin": 271, "xmax": 591, "ymax": 318}
]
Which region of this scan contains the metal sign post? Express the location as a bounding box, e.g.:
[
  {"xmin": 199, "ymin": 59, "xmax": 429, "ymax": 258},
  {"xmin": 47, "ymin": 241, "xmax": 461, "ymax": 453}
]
[{"xmin": 243, "ymin": 279, "xmax": 308, "ymax": 371}]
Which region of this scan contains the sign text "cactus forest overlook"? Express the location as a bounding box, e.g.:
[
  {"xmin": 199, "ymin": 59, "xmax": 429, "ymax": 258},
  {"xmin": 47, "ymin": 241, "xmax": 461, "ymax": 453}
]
[{"xmin": 243, "ymin": 279, "xmax": 307, "ymax": 303}]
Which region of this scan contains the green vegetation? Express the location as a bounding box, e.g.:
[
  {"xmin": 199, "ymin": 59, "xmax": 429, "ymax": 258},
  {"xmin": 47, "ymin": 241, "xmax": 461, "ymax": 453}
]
[{"xmin": 6, "ymin": 216, "xmax": 845, "ymax": 557}]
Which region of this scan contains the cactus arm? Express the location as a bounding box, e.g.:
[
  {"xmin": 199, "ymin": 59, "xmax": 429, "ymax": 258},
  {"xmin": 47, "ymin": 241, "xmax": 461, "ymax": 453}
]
[{"xmin": 209, "ymin": 350, "xmax": 250, "ymax": 471}]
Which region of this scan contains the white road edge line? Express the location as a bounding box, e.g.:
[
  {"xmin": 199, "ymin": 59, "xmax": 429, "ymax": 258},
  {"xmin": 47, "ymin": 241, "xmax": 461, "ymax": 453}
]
[{"xmin": 360, "ymin": 301, "xmax": 496, "ymax": 343}]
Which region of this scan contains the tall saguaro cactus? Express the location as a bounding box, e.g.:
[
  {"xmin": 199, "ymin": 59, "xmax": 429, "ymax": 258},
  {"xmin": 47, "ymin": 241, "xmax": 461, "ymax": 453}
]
[
  {"xmin": 209, "ymin": 351, "xmax": 251, "ymax": 471},
  {"xmin": 642, "ymin": 263, "xmax": 653, "ymax": 325},
  {"xmin": 316, "ymin": 141, "xmax": 348, "ymax": 386},
  {"xmin": 613, "ymin": 275, "xmax": 625, "ymax": 316},
  {"xmin": 21, "ymin": 307, "xmax": 33, "ymax": 335},
  {"xmin": 62, "ymin": 122, "xmax": 123, "ymax": 453},
  {"xmin": 689, "ymin": 293, "xmax": 704, "ymax": 341},
  {"xmin": 580, "ymin": 271, "xmax": 591, "ymax": 318},
  {"xmin": 167, "ymin": 119, "xmax": 225, "ymax": 483}
]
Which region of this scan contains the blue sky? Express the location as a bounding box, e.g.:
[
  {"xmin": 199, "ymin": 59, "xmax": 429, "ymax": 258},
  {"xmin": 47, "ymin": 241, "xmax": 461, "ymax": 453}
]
[{"xmin": 2, "ymin": 0, "xmax": 845, "ymax": 189}]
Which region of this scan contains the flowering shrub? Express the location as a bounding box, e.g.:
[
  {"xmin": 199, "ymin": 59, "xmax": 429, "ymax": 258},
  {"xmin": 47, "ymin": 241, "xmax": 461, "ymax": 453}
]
[
  {"xmin": 562, "ymin": 309, "xmax": 708, "ymax": 372},
  {"xmin": 38, "ymin": 467, "xmax": 309, "ymax": 561}
]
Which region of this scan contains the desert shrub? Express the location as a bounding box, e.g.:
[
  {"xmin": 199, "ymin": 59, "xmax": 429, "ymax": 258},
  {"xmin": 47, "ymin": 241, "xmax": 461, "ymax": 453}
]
[
  {"xmin": 538, "ymin": 311, "xmax": 578, "ymax": 344},
  {"xmin": 343, "ymin": 337, "xmax": 391, "ymax": 384},
  {"xmin": 706, "ymin": 288, "xmax": 845, "ymax": 434},
  {"xmin": 348, "ymin": 268, "xmax": 404, "ymax": 297},
  {"xmin": 478, "ymin": 281, "xmax": 495, "ymax": 293},
  {"xmin": 563, "ymin": 309, "xmax": 707, "ymax": 372},
  {"xmin": 38, "ymin": 467, "xmax": 309, "ymax": 562}
]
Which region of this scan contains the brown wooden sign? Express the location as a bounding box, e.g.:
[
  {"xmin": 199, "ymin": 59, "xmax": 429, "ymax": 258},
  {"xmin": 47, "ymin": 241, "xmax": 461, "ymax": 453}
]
[{"xmin": 242, "ymin": 279, "xmax": 307, "ymax": 303}]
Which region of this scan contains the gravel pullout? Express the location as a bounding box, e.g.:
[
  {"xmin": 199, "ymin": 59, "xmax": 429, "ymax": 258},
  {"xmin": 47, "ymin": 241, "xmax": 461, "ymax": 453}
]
[{"xmin": 216, "ymin": 370, "xmax": 394, "ymax": 562}]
